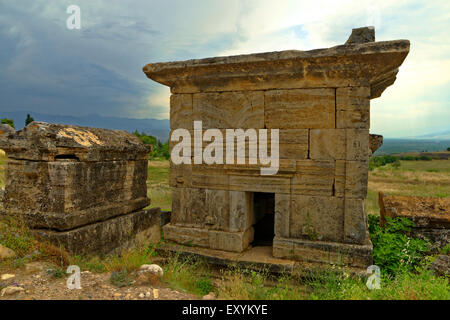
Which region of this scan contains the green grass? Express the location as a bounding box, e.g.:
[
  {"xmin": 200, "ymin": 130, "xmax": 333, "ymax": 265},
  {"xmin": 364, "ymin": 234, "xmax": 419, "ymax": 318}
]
[
  {"xmin": 304, "ymin": 267, "xmax": 449, "ymax": 300},
  {"xmin": 162, "ymin": 253, "xmax": 214, "ymax": 296},
  {"xmin": 147, "ymin": 160, "xmax": 172, "ymax": 211},
  {"xmin": 399, "ymin": 159, "xmax": 450, "ymax": 173}
]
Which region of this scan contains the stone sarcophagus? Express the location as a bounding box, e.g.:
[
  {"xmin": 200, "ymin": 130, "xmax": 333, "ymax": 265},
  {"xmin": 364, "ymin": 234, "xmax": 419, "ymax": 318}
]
[
  {"xmin": 143, "ymin": 27, "xmax": 409, "ymax": 269},
  {"xmin": 0, "ymin": 122, "xmax": 160, "ymax": 254}
]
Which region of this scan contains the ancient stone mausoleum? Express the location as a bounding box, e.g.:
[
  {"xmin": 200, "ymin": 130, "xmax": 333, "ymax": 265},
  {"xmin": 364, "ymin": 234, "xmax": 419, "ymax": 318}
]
[
  {"xmin": 0, "ymin": 122, "xmax": 160, "ymax": 255},
  {"xmin": 143, "ymin": 27, "xmax": 410, "ymax": 269}
]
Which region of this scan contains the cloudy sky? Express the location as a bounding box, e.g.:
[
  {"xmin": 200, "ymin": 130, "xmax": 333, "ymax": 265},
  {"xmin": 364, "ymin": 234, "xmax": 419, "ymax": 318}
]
[{"xmin": 0, "ymin": 0, "xmax": 448, "ymax": 137}]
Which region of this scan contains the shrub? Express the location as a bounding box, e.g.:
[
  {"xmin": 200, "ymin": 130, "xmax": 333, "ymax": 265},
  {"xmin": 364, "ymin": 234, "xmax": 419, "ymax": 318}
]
[
  {"xmin": 1, "ymin": 118, "xmax": 14, "ymax": 129},
  {"xmin": 369, "ymin": 155, "xmax": 399, "ymax": 169},
  {"xmin": 110, "ymin": 268, "xmax": 132, "ymax": 287},
  {"xmin": 368, "ymin": 215, "xmax": 430, "ymax": 275},
  {"xmin": 195, "ymin": 276, "xmax": 213, "ymax": 295},
  {"xmin": 419, "ymin": 155, "xmax": 432, "ymax": 161}
]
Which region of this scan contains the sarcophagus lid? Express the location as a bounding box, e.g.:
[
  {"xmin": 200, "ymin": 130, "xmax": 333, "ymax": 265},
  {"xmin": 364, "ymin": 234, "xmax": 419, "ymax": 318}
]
[{"xmin": 0, "ymin": 121, "xmax": 151, "ymax": 162}]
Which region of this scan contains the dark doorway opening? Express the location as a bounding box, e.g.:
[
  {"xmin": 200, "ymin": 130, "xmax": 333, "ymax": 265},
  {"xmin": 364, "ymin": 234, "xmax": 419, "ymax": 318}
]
[{"xmin": 251, "ymin": 192, "xmax": 275, "ymax": 246}]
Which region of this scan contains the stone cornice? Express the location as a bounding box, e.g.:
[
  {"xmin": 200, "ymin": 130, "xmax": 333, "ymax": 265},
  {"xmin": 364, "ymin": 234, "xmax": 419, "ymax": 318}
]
[{"xmin": 143, "ymin": 40, "xmax": 410, "ymax": 98}]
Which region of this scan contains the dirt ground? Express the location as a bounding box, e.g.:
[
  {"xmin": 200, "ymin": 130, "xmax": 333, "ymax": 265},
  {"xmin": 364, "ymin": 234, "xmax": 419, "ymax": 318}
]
[{"xmin": 0, "ymin": 262, "xmax": 197, "ymax": 300}]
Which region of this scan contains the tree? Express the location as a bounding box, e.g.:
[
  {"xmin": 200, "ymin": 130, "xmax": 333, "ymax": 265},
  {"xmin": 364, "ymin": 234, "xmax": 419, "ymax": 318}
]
[
  {"xmin": 1, "ymin": 118, "xmax": 15, "ymax": 129},
  {"xmin": 447, "ymin": 147, "xmax": 450, "ymax": 152},
  {"xmin": 25, "ymin": 114, "xmax": 35, "ymax": 126}
]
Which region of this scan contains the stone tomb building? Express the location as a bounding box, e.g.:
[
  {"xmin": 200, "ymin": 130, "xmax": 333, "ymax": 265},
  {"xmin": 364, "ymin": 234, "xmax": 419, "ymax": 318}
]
[
  {"xmin": 0, "ymin": 122, "xmax": 161, "ymax": 255},
  {"xmin": 144, "ymin": 28, "xmax": 409, "ymax": 269}
]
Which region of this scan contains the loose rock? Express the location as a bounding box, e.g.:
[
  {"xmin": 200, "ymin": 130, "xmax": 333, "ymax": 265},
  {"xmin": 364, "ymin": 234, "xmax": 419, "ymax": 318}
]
[
  {"xmin": 1, "ymin": 286, "xmax": 25, "ymax": 296},
  {"xmin": 202, "ymin": 292, "xmax": 217, "ymax": 300},
  {"xmin": 139, "ymin": 264, "xmax": 164, "ymax": 277},
  {"xmin": 0, "ymin": 244, "xmax": 16, "ymax": 259},
  {"xmin": 0, "ymin": 274, "xmax": 15, "ymax": 281}
]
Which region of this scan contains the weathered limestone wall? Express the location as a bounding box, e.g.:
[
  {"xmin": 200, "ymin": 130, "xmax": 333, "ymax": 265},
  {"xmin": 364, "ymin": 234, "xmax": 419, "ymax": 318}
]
[
  {"xmin": 0, "ymin": 122, "xmax": 161, "ymax": 255},
  {"xmin": 143, "ymin": 27, "xmax": 409, "ymax": 269}
]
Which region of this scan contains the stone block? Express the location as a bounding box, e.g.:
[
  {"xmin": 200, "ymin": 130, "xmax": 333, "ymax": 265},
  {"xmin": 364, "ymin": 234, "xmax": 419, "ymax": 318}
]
[
  {"xmin": 272, "ymin": 237, "xmax": 294, "ymax": 258},
  {"xmin": 289, "ymin": 195, "xmax": 344, "ymax": 242},
  {"xmin": 163, "ymin": 224, "xmax": 209, "ymax": 247},
  {"xmin": 345, "ymin": 161, "xmax": 369, "ymax": 198},
  {"xmin": 206, "ymin": 189, "xmax": 230, "ymax": 231},
  {"xmin": 334, "ymin": 160, "xmax": 346, "ymax": 197},
  {"xmin": 278, "ymin": 129, "xmax": 309, "ymax": 159},
  {"xmin": 265, "ymin": 89, "xmax": 335, "ymax": 129},
  {"xmin": 291, "ymin": 160, "xmax": 335, "ymax": 196},
  {"xmin": 310, "ymin": 130, "xmax": 346, "ymax": 160},
  {"xmin": 208, "ymin": 228, "xmax": 254, "ymax": 253},
  {"xmin": 193, "ymin": 91, "xmax": 264, "ymax": 129},
  {"xmin": 336, "ymin": 87, "xmax": 370, "ymax": 129},
  {"xmin": 192, "ymin": 165, "xmax": 229, "ymax": 190},
  {"xmin": 274, "ymin": 193, "xmax": 290, "ymax": 238},
  {"xmin": 4, "ymin": 159, "xmax": 150, "ymax": 231},
  {"xmin": 33, "ymin": 208, "xmax": 161, "ymax": 255},
  {"xmin": 344, "ymin": 198, "xmax": 368, "ymax": 244},
  {"xmin": 170, "ymin": 187, "xmax": 207, "ymax": 228},
  {"xmin": 229, "ymin": 191, "xmax": 253, "ymax": 232},
  {"xmin": 229, "ymin": 174, "xmax": 291, "ymax": 194},
  {"xmin": 273, "ymin": 237, "xmax": 373, "ymax": 268},
  {"xmin": 170, "ymin": 94, "xmax": 193, "ymax": 129},
  {"xmin": 310, "ymin": 129, "xmax": 369, "ymax": 161}
]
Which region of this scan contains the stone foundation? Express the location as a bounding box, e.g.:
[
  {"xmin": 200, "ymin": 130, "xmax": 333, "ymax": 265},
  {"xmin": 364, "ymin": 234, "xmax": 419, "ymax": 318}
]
[
  {"xmin": 33, "ymin": 208, "xmax": 161, "ymax": 255},
  {"xmin": 273, "ymin": 237, "xmax": 373, "ymax": 268}
]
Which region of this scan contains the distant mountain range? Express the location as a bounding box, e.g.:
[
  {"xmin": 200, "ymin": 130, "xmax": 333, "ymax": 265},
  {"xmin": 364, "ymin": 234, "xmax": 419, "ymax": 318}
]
[
  {"xmin": 375, "ymin": 138, "xmax": 450, "ymax": 155},
  {"xmin": 410, "ymin": 130, "xmax": 450, "ymax": 140},
  {"xmin": 1, "ymin": 111, "xmax": 170, "ymax": 142}
]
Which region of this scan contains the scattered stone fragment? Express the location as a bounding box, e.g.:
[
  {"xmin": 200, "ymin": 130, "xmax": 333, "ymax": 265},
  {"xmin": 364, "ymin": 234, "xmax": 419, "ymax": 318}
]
[
  {"xmin": 0, "ymin": 244, "xmax": 16, "ymax": 259},
  {"xmin": 153, "ymin": 288, "xmax": 159, "ymax": 299},
  {"xmin": 202, "ymin": 292, "xmax": 217, "ymax": 300},
  {"xmin": 138, "ymin": 293, "xmax": 145, "ymax": 299},
  {"xmin": 145, "ymin": 291, "xmax": 152, "ymax": 298},
  {"xmin": 139, "ymin": 264, "xmax": 164, "ymax": 277},
  {"xmin": 1, "ymin": 274, "xmax": 15, "ymax": 281},
  {"xmin": 1, "ymin": 286, "xmax": 25, "ymax": 296}
]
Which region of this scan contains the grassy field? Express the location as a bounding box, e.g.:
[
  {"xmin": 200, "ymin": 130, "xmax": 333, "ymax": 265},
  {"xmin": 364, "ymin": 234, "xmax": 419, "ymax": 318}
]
[
  {"xmin": 147, "ymin": 160, "xmax": 171, "ymax": 211},
  {"xmin": 366, "ymin": 160, "xmax": 450, "ymax": 215}
]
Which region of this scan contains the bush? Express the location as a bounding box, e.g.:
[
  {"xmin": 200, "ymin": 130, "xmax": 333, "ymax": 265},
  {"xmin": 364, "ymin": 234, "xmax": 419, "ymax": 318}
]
[
  {"xmin": 1, "ymin": 118, "xmax": 14, "ymax": 129},
  {"xmin": 369, "ymin": 155, "xmax": 399, "ymax": 170},
  {"xmin": 419, "ymin": 155, "xmax": 432, "ymax": 161},
  {"xmin": 110, "ymin": 268, "xmax": 132, "ymax": 287},
  {"xmin": 368, "ymin": 215, "xmax": 430, "ymax": 275},
  {"xmin": 133, "ymin": 131, "xmax": 169, "ymax": 160}
]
